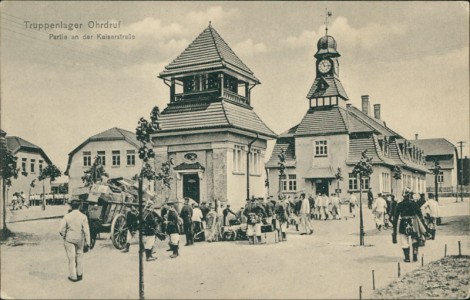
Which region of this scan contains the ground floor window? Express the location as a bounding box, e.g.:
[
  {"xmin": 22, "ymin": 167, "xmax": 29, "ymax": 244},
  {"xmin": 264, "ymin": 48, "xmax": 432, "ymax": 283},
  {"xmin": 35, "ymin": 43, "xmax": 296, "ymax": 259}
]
[
  {"xmin": 280, "ymin": 174, "xmax": 297, "ymax": 192},
  {"xmin": 381, "ymin": 172, "xmax": 391, "ymax": 193},
  {"xmin": 348, "ymin": 173, "xmax": 358, "ymax": 190},
  {"xmin": 233, "ymin": 145, "xmax": 244, "ymax": 173}
]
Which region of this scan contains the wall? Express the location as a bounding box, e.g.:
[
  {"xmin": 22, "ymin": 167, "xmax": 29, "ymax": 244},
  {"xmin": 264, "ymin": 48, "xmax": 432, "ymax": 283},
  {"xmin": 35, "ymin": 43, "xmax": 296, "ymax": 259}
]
[{"xmin": 67, "ymin": 140, "xmax": 142, "ymax": 196}]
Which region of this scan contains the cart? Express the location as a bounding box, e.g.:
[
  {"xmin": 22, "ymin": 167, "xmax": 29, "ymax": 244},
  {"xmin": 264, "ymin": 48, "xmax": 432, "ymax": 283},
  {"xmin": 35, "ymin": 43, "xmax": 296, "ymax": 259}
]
[{"xmin": 70, "ymin": 179, "xmax": 160, "ymax": 250}]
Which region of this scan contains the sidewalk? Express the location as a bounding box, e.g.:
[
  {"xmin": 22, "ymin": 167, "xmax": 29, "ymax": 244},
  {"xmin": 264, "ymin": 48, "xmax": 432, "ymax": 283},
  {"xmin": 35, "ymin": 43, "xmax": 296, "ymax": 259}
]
[{"xmin": 6, "ymin": 205, "xmax": 69, "ymax": 223}]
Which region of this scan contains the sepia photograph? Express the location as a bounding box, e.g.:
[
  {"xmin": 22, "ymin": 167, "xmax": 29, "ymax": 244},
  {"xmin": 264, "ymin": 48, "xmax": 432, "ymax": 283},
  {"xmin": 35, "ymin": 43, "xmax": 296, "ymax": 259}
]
[{"xmin": 1, "ymin": 1, "xmax": 469, "ymax": 299}]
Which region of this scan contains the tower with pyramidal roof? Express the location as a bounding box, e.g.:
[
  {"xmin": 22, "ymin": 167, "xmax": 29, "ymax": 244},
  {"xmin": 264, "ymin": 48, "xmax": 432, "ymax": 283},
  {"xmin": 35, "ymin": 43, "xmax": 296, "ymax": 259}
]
[{"xmin": 152, "ymin": 24, "xmax": 277, "ymax": 208}]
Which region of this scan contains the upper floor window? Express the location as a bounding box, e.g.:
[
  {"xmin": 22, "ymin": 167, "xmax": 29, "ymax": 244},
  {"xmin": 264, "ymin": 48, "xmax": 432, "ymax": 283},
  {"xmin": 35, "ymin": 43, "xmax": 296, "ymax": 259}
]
[
  {"xmin": 315, "ymin": 140, "xmax": 328, "ymax": 157},
  {"xmin": 22, "ymin": 158, "xmax": 27, "ymax": 173},
  {"xmin": 97, "ymin": 151, "xmax": 106, "ymax": 166},
  {"xmin": 280, "ymin": 174, "xmax": 297, "ymax": 192},
  {"xmin": 250, "ymin": 149, "xmax": 261, "ymax": 175},
  {"xmin": 30, "ymin": 159, "xmax": 36, "ymax": 173},
  {"xmin": 348, "ymin": 173, "xmax": 358, "ymax": 190},
  {"xmin": 127, "ymin": 150, "xmax": 136, "ymax": 166},
  {"xmin": 112, "ymin": 150, "xmax": 121, "ymax": 166},
  {"xmin": 83, "ymin": 151, "xmax": 92, "ymax": 167},
  {"xmin": 39, "ymin": 160, "xmax": 44, "ymax": 173},
  {"xmin": 438, "ymin": 171, "xmax": 444, "ymax": 183},
  {"xmin": 233, "ymin": 145, "xmax": 244, "ymax": 173}
]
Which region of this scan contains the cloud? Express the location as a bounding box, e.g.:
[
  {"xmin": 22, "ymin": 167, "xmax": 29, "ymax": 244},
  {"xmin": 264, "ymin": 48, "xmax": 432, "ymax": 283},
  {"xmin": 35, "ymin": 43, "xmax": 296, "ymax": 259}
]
[
  {"xmin": 186, "ymin": 6, "xmax": 239, "ymax": 28},
  {"xmin": 280, "ymin": 29, "xmax": 318, "ymax": 51},
  {"xmin": 234, "ymin": 39, "xmax": 267, "ymax": 56}
]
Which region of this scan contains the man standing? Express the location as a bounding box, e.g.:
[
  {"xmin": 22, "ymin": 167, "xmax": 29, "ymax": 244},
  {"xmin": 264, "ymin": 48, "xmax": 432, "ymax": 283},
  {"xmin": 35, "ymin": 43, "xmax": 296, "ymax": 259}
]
[
  {"xmin": 243, "ymin": 197, "xmax": 266, "ymax": 244},
  {"xmin": 372, "ymin": 193, "xmax": 388, "ymax": 230},
  {"xmin": 59, "ymin": 200, "xmax": 91, "ymax": 282},
  {"xmin": 275, "ymin": 194, "xmax": 290, "ymax": 241},
  {"xmin": 348, "ymin": 191, "xmax": 357, "ymax": 218},
  {"xmin": 367, "ymin": 188, "xmax": 374, "ymax": 210},
  {"xmin": 421, "ymin": 193, "xmax": 439, "ymax": 240},
  {"xmin": 314, "ymin": 193, "xmax": 323, "ymax": 220},
  {"xmin": 192, "ymin": 203, "xmax": 204, "ymax": 241},
  {"xmin": 299, "ymin": 193, "xmax": 314, "ymax": 235},
  {"xmin": 308, "ymin": 194, "xmax": 315, "ymax": 220},
  {"xmin": 165, "ymin": 201, "xmax": 181, "ymax": 258},
  {"xmin": 330, "ymin": 193, "xmax": 341, "ymax": 220},
  {"xmin": 142, "ymin": 200, "xmax": 158, "ymax": 261},
  {"xmin": 180, "ymin": 197, "xmax": 193, "ymax": 246},
  {"xmin": 222, "ymin": 204, "xmax": 236, "ymax": 226},
  {"xmin": 263, "ymin": 199, "xmax": 274, "ymax": 225},
  {"xmin": 321, "ymin": 193, "xmax": 330, "ymax": 220},
  {"xmin": 122, "ymin": 205, "xmax": 139, "ymax": 253},
  {"xmin": 199, "ymin": 202, "xmax": 210, "ymax": 228}
]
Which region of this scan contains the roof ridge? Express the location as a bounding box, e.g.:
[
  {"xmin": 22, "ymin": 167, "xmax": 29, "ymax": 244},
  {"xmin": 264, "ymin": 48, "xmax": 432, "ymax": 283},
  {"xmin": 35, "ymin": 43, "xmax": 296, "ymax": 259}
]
[
  {"xmin": 349, "ymin": 106, "xmax": 401, "ymax": 137},
  {"xmin": 207, "ymin": 25, "xmax": 224, "ymax": 65},
  {"xmin": 337, "ymin": 107, "xmax": 349, "ymax": 133}
]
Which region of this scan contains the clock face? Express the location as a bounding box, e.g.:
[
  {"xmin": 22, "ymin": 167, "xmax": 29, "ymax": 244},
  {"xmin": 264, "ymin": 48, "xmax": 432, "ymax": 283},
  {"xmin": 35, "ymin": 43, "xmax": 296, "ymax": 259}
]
[{"xmin": 318, "ymin": 59, "xmax": 332, "ymax": 74}]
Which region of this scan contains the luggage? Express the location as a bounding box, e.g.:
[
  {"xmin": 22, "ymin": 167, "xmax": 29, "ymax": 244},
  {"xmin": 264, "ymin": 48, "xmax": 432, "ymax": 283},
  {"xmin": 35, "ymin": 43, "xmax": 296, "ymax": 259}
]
[{"xmin": 261, "ymin": 224, "xmax": 274, "ymax": 233}]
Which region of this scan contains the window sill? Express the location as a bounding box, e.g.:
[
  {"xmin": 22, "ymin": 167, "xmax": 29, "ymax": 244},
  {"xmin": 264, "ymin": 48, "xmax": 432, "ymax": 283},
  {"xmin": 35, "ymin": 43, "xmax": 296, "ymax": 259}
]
[
  {"xmin": 232, "ymin": 171, "xmax": 245, "ymax": 175},
  {"xmin": 126, "ymin": 165, "xmax": 136, "ymax": 167},
  {"xmin": 111, "ymin": 165, "xmax": 120, "ymax": 168},
  {"xmin": 250, "ymin": 173, "xmax": 262, "ymax": 177},
  {"xmin": 314, "ymin": 155, "xmax": 328, "ymax": 158}
]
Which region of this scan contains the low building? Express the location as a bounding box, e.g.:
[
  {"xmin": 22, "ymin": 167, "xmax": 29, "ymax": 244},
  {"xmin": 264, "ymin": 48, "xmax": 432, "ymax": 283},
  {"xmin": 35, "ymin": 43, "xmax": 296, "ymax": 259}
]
[
  {"xmin": 266, "ymin": 32, "xmax": 429, "ymax": 200},
  {"xmin": 5, "ymin": 133, "xmax": 53, "ymax": 199},
  {"xmin": 412, "ymin": 138, "xmax": 458, "ymax": 192},
  {"xmin": 65, "ymin": 127, "xmax": 144, "ymax": 195},
  {"xmin": 151, "ymin": 24, "xmax": 277, "ymax": 210}
]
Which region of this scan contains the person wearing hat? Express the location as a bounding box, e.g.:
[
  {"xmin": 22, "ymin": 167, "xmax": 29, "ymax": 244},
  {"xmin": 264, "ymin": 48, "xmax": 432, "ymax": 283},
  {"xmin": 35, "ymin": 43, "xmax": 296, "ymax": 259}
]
[
  {"xmin": 372, "ymin": 193, "xmax": 388, "ymax": 231},
  {"xmin": 180, "ymin": 197, "xmax": 194, "ymax": 246},
  {"xmin": 142, "ymin": 200, "xmax": 158, "ymax": 261},
  {"xmin": 222, "ymin": 204, "xmax": 236, "ymax": 226},
  {"xmin": 243, "ymin": 197, "xmax": 266, "ymax": 244},
  {"xmin": 59, "ymin": 200, "xmax": 91, "ymax": 282},
  {"xmin": 275, "ymin": 193, "xmax": 290, "ymax": 241},
  {"xmin": 165, "ymin": 200, "xmax": 181, "ymax": 258},
  {"xmin": 299, "ymin": 192, "xmax": 314, "ymax": 235},
  {"xmin": 192, "ymin": 203, "xmax": 204, "ymax": 241}
]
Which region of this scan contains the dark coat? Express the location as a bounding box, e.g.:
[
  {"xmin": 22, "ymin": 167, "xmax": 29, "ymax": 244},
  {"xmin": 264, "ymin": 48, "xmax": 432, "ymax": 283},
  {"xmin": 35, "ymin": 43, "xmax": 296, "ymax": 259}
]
[
  {"xmin": 126, "ymin": 210, "xmax": 139, "ymax": 232},
  {"xmin": 142, "ymin": 210, "xmax": 157, "ymax": 236},
  {"xmin": 166, "ymin": 208, "xmax": 180, "ymax": 235},
  {"xmin": 180, "ymin": 204, "xmax": 193, "ymax": 223},
  {"xmin": 393, "ymin": 199, "xmax": 424, "ymax": 235}
]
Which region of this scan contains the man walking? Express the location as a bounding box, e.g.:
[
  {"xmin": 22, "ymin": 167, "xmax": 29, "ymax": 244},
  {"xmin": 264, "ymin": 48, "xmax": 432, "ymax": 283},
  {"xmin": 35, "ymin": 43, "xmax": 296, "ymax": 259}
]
[
  {"xmin": 275, "ymin": 195, "xmax": 290, "ymax": 241},
  {"xmin": 299, "ymin": 193, "xmax": 314, "ymax": 235},
  {"xmin": 348, "ymin": 191, "xmax": 357, "ymax": 218},
  {"xmin": 180, "ymin": 197, "xmax": 193, "ymax": 246},
  {"xmin": 122, "ymin": 205, "xmax": 139, "ymax": 253},
  {"xmin": 243, "ymin": 197, "xmax": 266, "ymax": 244},
  {"xmin": 222, "ymin": 204, "xmax": 236, "ymax": 226},
  {"xmin": 367, "ymin": 188, "xmax": 374, "ymax": 210},
  {"xmin": 192, "ymin": 203, "xmax": 204, "ymax": 241},
  {"xmin": 59, "ymin": 200, "xmax": 91, "ymax": 282},
  {"xmin": 142, "ymin": 200, "xmax": 158, "ymax": 261},
  {"xmin": 372, "ymin": 193, "xmax": 388, "ymax": 230},
  {"xmin": 421, "ymin": 193, "xmax": 439, "ymax": 240},
  {"xmin": 330, "ymin": 193, "xmax": 341, "ymax": 220},
  {"xmin": 321, "ymin": 193, "xmax": 331, "ymax": 220},
  {"xmin": 165, "ymin": 200, "xmax": 181, "ymax": 258}
]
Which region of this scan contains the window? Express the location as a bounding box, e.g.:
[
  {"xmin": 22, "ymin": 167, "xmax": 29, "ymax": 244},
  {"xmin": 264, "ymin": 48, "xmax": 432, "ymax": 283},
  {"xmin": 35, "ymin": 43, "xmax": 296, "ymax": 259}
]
[
  {"xmin": 22, "ymin": 158, "xmax": 27, "ymax": 173},
  {"xmin": 233, "ymin": 145, "xmax": 244, "ymax": 173},
  {"xmin": 280, "ymin": 174, "xmax": 297, "ymax": 192},
  {"xmin": 39, "ymin": 160, "xmax": 44, "ymax": 173},
  {"xmin": 438, "ymin": 172, "xmax": 444, "ymax": 183},
  {"xmin": 112, "ymin": 150, "xmax": 121, "ymax": 166},
  {"xmin": 349, "ymin": 173, "xmax": 358, "ymax": 190},
  {"xmin": 83, "ymin": 151, "xmax": 91, "ymax": 167},
  {"xmin": 250, "ymin": 149, "xmax": 261, "ymax": 175},
  {"xmin": 30, "ymin": 159, "xmax": 36, "ymax": 173},
  {"xmin": 97, "ymin": 151, "xmax": 106, "ymax": 166},
  {"xmin": 288, "ymin": 175, "xmax": 297, "ymax": 191},
  {"xmin": 315, "ymin": 140, "xmax": 328, "ymax": 157},
  {"xmin": 362, "ymin": 177, "xmax": 370, "ymax": 190},
  {"xmin": 381, "ymin": 172, "xmax": 391, "ymax": 192},
  {"xmin": 127, "ymin": 150, "xmax": 136, "ymax": 166}
]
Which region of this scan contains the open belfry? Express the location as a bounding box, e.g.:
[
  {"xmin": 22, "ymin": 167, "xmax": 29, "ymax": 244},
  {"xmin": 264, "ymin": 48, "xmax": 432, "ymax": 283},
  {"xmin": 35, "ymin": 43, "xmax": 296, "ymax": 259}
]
[
  {"xmin": 152, "ymin": 23, "xmax": 277, "ymax": 208},
  {"xmin": 266, "ymin": 24, "xmax": 429, "ymax": 198}
]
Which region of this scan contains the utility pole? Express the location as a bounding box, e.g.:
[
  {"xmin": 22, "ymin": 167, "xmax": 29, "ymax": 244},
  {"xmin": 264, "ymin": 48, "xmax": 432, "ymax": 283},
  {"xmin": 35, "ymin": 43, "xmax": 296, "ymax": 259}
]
[{"xmin": 457, "ymin": 141, "xmax": 466, "ymax": 202}]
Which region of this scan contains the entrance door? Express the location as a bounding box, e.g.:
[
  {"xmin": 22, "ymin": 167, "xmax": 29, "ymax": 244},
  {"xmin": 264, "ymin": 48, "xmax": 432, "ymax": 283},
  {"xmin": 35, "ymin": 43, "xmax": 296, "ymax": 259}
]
[
  {"xmin": 183, "ymin": 174, "xmax": 200, "ymax": 202},
  {"xmin": 315, "ymin": 179, "xmax": 329, "ymax": 196}
]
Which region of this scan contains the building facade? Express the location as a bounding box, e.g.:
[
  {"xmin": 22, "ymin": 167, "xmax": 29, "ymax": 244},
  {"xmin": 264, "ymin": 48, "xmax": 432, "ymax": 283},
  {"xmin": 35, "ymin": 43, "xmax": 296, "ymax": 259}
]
[
  {"xmin": 151, "ymin": 24, "xmax": 277, "ymax": 210},
  {"xmin": 65, "ymin": 127, "xmax": 144, "ymax": 195},
  {"xmin": 266, "ymin": 33, "xmax": 428, "ymax": 200},
  {"xmin": 5, "ymin": 133, "xmax": 53, "ymax": 199},
  {"xmin": 412, "ymin": 138, "xmax": 458, "ymax": 192}
]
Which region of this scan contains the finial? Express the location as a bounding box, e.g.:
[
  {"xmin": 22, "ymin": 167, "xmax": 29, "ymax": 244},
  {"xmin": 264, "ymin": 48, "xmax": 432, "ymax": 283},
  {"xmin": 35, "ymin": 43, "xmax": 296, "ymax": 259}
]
[
  {"xmin": 324, "ymin": 9, "xmax": 332, "ymax": 36},
  {"xmin": 209, "ymin": 21, "xmax": 212, "ymax": 26}
]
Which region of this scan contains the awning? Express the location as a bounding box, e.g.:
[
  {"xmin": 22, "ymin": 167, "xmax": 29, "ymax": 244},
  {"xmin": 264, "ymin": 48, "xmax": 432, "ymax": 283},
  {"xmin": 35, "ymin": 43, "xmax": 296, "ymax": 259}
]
[
  {"xmin": 174, "ymin": 162, "xmax": 205, "ymax": 171},
  {"xmin": 302, "ymin": 167, "xmax": 335, "ymax": 179}
]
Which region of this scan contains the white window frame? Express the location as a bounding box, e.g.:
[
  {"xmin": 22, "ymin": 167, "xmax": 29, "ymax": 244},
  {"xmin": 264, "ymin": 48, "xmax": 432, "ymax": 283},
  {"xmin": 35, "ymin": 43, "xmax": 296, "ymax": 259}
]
[
  {"xmin": 349, "ymin": 173, "xmax": 358, "ymax": 190},
  {"xmin": 83, "ymin": 151, "xmax": 92, "ymax": 167},
  {"xmin": 315, "ymin": 140, "xmax": 328, "ymax": 157},
  {"xmin": 97, "ymin": 151, "xmax": 106, "ymax": 166},
  {"xmin": 22, "ymin": 158, "xmax": 27, "ymax": 173},
  {"xmin": 233, "ymin": 145, "xmax": 245, "ymax": 174},
  {"xmin": 30, "ymin": 159, "xmax": 36, "ymax": 174},
  {"xmin": 127, "ymin": 150, "xmax": 136, "ymax": 166},
  {"xmin": 39, "ymin": 160, "xmax": 44, "ymax": 173},
  {"xmin": 112, "ymin": 150, "xmax": 121, "ymax": 167},
  {"xmin": 437, "ymin": 171, "xmax": 444, "ymax": 183},
  {"xmin": 250, "ymin": 148, "xmax": 261, "ymax": 175}
]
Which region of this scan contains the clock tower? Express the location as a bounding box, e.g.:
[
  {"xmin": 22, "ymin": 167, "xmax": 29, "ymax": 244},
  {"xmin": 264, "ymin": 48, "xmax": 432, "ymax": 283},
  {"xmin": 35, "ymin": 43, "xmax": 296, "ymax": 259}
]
[{"xmin": 306, "ymin": 34, "xmax": 349, "ymax": 108}]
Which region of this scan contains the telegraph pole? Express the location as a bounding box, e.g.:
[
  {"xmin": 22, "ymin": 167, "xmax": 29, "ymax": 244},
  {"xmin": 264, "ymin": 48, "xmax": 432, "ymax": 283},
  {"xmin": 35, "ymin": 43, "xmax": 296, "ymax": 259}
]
[{"xmin": 457, "ymin": 141, "xmax": 466, "ymax": 202}]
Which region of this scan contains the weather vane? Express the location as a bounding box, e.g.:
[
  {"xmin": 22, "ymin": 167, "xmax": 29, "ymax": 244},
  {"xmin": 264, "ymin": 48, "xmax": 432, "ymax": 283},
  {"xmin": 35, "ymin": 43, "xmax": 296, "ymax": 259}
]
[{"xmin": 323, "ymin": 8, "xmax": 332, "ymax": 36}]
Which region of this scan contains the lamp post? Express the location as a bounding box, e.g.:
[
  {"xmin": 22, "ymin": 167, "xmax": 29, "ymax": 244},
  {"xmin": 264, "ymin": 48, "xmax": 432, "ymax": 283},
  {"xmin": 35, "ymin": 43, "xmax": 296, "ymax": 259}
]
[{"xmin": 352, "ymin": 150, "xmax": 373, "ymax": 246}]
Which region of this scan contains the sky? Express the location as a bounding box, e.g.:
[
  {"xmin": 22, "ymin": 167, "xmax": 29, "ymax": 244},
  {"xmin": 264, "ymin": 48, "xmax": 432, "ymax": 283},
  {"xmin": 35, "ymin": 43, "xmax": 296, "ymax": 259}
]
[{"xmin": 1, "ymin": 1, "xmax": 469, "ymax": 173}]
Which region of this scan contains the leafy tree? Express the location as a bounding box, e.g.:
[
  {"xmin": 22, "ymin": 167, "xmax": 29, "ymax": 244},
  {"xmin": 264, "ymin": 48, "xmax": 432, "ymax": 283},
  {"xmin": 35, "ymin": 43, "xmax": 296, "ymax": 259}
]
[
  {"xmin": 278, "ymin": 149, "xmax": 286, "ymax": 193},
  {"xmin": 38, "ymin": 164, "xmax": 62, "ymax": 210},
  {"xmin": 81, "ymin": 156, "xmax": 108, "ymax": 187},
  {"xmin": 0, "ymin": 140, "xmax": 20, "ymax": 233},
  {"xmin": 352, "ymin": 150, "xmax": 374, "ymax": 246},
  {"xmin": 392, "ymin": 165, "xmax": 402, "ymax": 197},
  {"xmin": 29, "ymin": 179, "xmax": 36, "ymax": 204}
]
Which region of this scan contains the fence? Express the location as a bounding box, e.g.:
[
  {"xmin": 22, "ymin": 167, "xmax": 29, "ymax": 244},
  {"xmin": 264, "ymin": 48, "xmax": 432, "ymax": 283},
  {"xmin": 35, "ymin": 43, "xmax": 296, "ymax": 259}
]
[{"xmin": 426, "ymin": 185, "xmax": 470, "ymax": 197}]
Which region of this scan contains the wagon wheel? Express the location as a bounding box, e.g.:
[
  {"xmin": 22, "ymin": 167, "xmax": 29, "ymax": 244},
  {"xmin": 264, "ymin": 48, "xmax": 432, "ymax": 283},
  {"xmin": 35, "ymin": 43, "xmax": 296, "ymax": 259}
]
[{"xmin": 111, "ymin": 214, "xmax": 128, "ymax": 250}]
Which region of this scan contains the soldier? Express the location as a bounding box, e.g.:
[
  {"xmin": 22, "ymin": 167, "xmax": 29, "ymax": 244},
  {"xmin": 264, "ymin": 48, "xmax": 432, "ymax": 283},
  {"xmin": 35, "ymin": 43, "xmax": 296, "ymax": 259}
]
[
  {"xmin": 180, "ymin": 197, "xmax": 193, "ymax": 246},
  {"xmin": 308, "ymin": 194, "xmax": 315, "ymax": 220},
  {"xmin": 199, "ymin": 202, "xmax": 210, "ymax": 228},
  {"xmin": 122, "ymin": 205, "xmax": 139, "ymax": 253},
  {"xmin": 142, "ymin": 200, "xmax": 158, "ymax": 261},
  {"xmin": 165, "ymin": 200, "xmax": 181, "ymax": 258},
  {"xmin": 348, "ymin": 191, "xmax": 357, "ymax": 218},
  {"xmin": 275, "ymin": 194, "xmax": 290, "ymax": 241},
  {"xmin": 222, "ymin": 204, "xmax": 236, "ymax": 226},
  {"xmin": 393, "ymin": 192, "xmax": 428, "ymax": 263},
  {"xmin": 367, "ymin": 188, "xmax": 374, "ymax": 210},
  {"xmin": 243, "ymin": 197, "xmax": 266, "ymax": 244},
  {"xmin": 263, "ymin": 198, "xmax": 274, "ymax": 225},
  {"xmin": 330, "ymin": 193, "xmax": 341, "ymax": 220},
  {"xmin": 299, "ymin": 192, "xmax": 314, "ymax": 235},
  {"xmin": 421, "ymin": 193, "xmax": 439, "ymax": 240},
  {"xmin": 372, "ymin": 193, "xmax": 388, "ymax": 230}
]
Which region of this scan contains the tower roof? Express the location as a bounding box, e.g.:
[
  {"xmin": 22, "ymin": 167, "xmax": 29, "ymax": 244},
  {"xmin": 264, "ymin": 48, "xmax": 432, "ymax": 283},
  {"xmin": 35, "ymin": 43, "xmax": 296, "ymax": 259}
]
[
  {"xmin": 315, "ymin": 35, "xmax": 340, "ymax": 58},
  {"xmin": 159, "ymin": 24, "xmax": 259, "ymax": 83},
  {"xmin": 306, "ymin": 76, "xmax": 349, "ymax": 100}
]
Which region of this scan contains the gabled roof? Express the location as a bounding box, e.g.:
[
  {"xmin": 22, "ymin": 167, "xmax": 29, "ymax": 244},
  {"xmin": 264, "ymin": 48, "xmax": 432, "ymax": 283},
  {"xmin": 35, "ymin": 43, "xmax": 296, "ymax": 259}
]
[
  {"xmin": 345, "ymin": 105, "xmax": 402, "ymax": 137},
  {"xmin": 306, "ymin": 76, "xmax": 349, "ymax": 100},
  {"xmin": 346, "ymin": 136, "xmax": 395, "ymax": 166},
  {"xmin": 295, "ymin": 106, "xmax": 348, "ymax": 136},
  {"xmin": 6, "ymin": 136, "xmax": 53, "ymax": 165},
  {"xmin": 411, "ymin": 139, "xmax": 456, "ymax": 156},
  {"xmin": 159, "ymin": 24, "xmax": 259, "ymax": 83},
  {"xmin": 266, "ymin": 136, "xmax": 296, "ymax": 168},
  {"xmin": 157, "ymin": 100, "xmax": 277, "ymax": 139},
  {"xmin": 65, "ymin": 127, "xmax": 140, "ymax": 175}
]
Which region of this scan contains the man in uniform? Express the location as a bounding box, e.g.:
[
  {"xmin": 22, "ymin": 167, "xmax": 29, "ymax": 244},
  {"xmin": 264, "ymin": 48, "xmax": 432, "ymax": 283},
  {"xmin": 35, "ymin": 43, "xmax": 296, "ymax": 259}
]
[
  {"xmin": 59, "ymin": 200, "xmax": 91, "ymax": 282},
  {"xmin": 122, "ymin": 205, "xmax": 139, "ymax": 253},
  {"xmin": 393, "ymin": 192, "xmax": 428, "ymax": 263},
  {"xmin": 367, "ymin": 188, "xmax": 374, "ymax": 210},
  {"xmin": 165, "ymin": 200, "xmax": 181, "ymax": 258},
  {"xmin": 330, "ymin": 193, "xmax": 341, "ymax": 220},
  {"xmin": 262, "ymin": 198, "xmax": 274, "ymax": 225},
  {"xmin": 199, "ymin": 202, "xmax": 210, "ymax": 228},
  {"xmin": 222, "ymin": 204, "xmax": 236, "ymax": 226},
  {"xmin": 180, "ymin": 197, "xmax": 193, "ymax": 246},
  {"xmin": 299, "ymin": 192, "xmax": 314, "ymax": 235},
  {"xmin": 275, "ymin": 194, "xmax": 290, "ymax": 241},
  {"xmin": 372, "ymin": 193, "xmax": 388, "ymax": 230},
  {"xmin": 421, "ymin": 193, "xmax": 439, "ymax": 240},
  {"xmin": 243, "ymin": 197, "xmax": 266, "ymax": 244},
  {"xmin": 142, "ymin": 200, "xmax": 158, "ymax": 261},
  {"xmin": 348, "ymin": 191, "xmax": 357, "ymax": 218}
]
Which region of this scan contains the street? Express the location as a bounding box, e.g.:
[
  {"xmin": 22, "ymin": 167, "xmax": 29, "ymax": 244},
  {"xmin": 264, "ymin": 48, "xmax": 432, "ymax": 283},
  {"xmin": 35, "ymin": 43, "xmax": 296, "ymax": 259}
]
[{"xmin": 1, "ymin": 198, "xmax": 469, "ymax": 299}]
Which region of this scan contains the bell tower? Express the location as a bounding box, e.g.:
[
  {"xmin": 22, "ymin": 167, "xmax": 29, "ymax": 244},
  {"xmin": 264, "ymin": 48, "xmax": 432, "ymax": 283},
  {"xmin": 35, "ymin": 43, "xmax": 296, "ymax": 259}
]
[{"xmin": 306, "ymin": 13, "xmax": 349, "ymax": 109}]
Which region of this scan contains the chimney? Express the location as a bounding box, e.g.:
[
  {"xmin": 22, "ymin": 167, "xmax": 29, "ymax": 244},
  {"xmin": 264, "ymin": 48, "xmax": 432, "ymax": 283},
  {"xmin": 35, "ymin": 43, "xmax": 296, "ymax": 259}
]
[
  {"xmin": 373, "ymin": 104, "xmax": 381, "ymax": 119},
  {"xmin": 415, "ymin": 134, "xmax": 419, "ymax": 140},
  {"xmin": 346, "ymin": 103, "xmax": 351, "ymax": 108},
  {"xmin": 361, "ymin": 95, "xmax": 370, "ymax": 115}
]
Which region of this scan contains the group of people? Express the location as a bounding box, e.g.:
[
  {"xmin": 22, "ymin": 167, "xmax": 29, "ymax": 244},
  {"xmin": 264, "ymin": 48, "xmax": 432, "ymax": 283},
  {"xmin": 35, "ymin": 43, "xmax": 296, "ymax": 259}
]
[{"xmin": 11, "ymin": 192, "xmax": 68, "ymax": 209}]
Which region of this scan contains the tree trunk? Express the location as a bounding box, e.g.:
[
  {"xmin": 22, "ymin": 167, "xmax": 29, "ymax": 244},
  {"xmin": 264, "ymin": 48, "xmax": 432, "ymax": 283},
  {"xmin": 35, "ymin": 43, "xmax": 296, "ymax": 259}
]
[
  {"xmin": 434, "ymin": 173, "xmax": 439, "ymax": 202},
  {"xmin": 359, "ymin": 181, "xmax": 364, "ymax": 246},
  {"xmin": 138, "ymin": 175, "xmax": 145, "ymax": 299},
  {"xmin": 52, "ymin": 180, "xmax": 55, "ymax": 205}
]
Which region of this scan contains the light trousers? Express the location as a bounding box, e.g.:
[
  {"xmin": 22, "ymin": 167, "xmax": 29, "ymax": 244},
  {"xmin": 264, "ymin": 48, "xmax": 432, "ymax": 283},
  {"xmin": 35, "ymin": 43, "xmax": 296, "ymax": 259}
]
[
  {"xmin": 64, "ymin": 240, "xmax": 84, "ymax": 279},
  {"xmin": 300, "ymin": 213, "xmax": 313, "ymax": 233}
]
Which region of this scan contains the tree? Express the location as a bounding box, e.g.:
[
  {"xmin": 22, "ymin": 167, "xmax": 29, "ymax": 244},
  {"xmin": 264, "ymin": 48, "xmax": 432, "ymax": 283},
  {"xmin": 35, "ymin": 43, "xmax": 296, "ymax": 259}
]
[
  {"xmin": 29, "ymin": 179, "xmax": 36, "ymax": 205},
  {"xmin": 38, "ymin": 164, "xmax": 62, "ymax": 210},
  {"xmin": 431, "ymin": 160, "xmax": 441, "ymax": 202},
  {"xmin": 335, "ymin": 167, "xmax": 344, "ymax": 192},
  {"xmin": 81, "ymin": 156, "xmax": 108, "ymax": 187},
  {"xmin": 0, "ymin": 140, "xmax": 20, "ymax": 234},
  {"xmin": 392, "ymin": 165, "xmax": 402, "ymax": 198},
  {"xmin": 352, "ymin": 150, "xmax": 374, "ymax": 246}
]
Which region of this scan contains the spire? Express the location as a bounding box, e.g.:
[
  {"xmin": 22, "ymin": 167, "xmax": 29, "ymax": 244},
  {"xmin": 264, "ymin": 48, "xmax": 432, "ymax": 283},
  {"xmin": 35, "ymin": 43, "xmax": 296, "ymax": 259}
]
[{"xmin": 324, "ymin": 9, "xmax": 332, "ymax": 36}]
